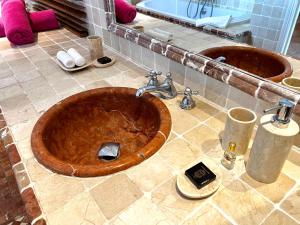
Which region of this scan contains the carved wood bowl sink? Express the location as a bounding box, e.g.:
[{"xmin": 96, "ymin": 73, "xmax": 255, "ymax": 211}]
[
  {"xmin": 201, "ymin": 46, "xmax": 292, "ymax": 83},
  {"xmin": 31, "ymin": 87, "xmax": 171, "ymax": 177}
]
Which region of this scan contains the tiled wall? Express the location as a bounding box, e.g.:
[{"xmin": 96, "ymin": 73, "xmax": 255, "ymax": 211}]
[
  {"xmin": 201, "ymin": 0, "xmax": 255, "ymax": 12},
  {"xmin": 83, "ymin": 0, "xmax": 108, "ymax": 36},
  {"xmin": 250, "ymin": 0, "xmax": 288, "ymax": 50}
]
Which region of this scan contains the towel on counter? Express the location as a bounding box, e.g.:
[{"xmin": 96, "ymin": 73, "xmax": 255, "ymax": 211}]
[
  {"xmin": 0, "ymin": 9, "xmax": 59, "ymax": 38},
  {"xmin": 145, "ymin": 28, "xmax": 173, "ymax": 42},
  {"xmin": 114, "ymin": 0, "xmax": 136, "ymax": 24},
  {"xmin": 1, "ymin": 0, "xmax": 34, "ymax": 45},
  {"xmin": 195, "ymin": 15, "xmax": 232, "ymax": 29}
]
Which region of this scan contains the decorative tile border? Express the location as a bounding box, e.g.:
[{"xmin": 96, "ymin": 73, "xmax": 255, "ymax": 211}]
[
  {"xmin": 0, "ymin": 108, "xmax": 46, "ymax": 225},
  {"xmin": 102, "ymin": 0, "xmax": 300, "ymax": 115}
]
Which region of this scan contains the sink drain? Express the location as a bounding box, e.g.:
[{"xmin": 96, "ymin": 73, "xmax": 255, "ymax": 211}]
[{"xmin": 98, "ymin": 142, "xmax": 120, "ymax": 161}]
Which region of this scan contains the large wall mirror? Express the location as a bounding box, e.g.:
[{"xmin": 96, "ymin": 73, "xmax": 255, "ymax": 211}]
[{"xmin": 114, "ymin": 0, "xmax": 300, "ymax": 94}]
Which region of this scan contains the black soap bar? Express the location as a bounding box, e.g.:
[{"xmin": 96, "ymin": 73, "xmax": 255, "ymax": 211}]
[
  {"xmin": 185, "ymin": 162, "xmax": 216, "ymax": 189},
  {"xmin": 97, "ymin": 56, "xmax": 112, "ymax": 64}
]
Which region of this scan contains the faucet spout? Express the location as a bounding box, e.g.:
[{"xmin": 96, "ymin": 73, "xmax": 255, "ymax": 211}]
[
  {"xmin": 136, "ymin": 86, "xmax": 159, "ymax": 97},
  {"xmin": 136, "ymin": 72, "xmax": 177, "ymax": 99}
]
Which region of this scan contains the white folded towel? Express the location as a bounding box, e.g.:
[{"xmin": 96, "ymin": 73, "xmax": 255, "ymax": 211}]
[
  {"xmin": 195, "ymin": 15, "xmax": 232, "ymax": 29},
  {"xmin": 152, "ymin": 28, "xmax": 173, "ymax": 38},
  {"xmin": 67, "ymin": 48, "xmax": 86, "ymax": 67},
  {"xmin": 145, "ymin": 29, "xmax": 173, "ymax": 42},
  {"xmin": 56, "ymin": 51, "xmax": 75, "ymax": 68}
]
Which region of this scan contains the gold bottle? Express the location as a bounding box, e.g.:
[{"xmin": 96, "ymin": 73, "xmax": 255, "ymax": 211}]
[{"xmin": 221, "ymin": 142, "xmax": 237, "ymax": 170}]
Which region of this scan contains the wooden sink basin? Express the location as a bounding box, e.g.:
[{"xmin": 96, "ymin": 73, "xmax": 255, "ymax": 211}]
[
  {"xmin": 201, "ymin": 46, "xmax": 292, "ymax": 82},
  {"xmin": 31, "ymin": 87, "xmax": 171, "ymax": 177}
]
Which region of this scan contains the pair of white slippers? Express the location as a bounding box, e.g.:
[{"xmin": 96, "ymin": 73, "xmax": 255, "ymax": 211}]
[{"xmin": 56, "ymin": 48, "xmax": 86, "ymax": 69}]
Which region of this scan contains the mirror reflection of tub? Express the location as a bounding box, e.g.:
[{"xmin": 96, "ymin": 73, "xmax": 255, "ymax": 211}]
[{"xmin": 136, "ymin": 0, "xmax": 251, "ymax": 28}]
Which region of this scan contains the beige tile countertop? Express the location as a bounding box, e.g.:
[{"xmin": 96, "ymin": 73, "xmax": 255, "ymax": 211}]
[{"xmin": 0, "ymin": 29, "xmax": 300, "ymax": 225}]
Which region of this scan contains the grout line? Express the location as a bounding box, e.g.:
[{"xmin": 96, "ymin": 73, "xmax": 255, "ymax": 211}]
[{"xmin": 210, "ymin": 201, "xmax": 238, "ymax": 225}]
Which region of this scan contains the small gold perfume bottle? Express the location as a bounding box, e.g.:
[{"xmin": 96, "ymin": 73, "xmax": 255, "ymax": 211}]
[{"xmin": 221, "ymin": 142, "xmax": 237, "ymax": 170}]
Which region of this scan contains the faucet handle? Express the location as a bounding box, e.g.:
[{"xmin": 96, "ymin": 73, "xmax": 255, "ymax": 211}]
[
  {"xmin": 145, "ymin": 70, "xmax": 161, "ymax": 87},
  {"xmin": 166, "ymin": 72, "xmax": 172, "ymax": 79},
  {"xmin": 145, "ymin": 70, "xmax": 162, "ymax": 78},
  {"xmin": 177, "ymin": 87, "xmax": 201, "ymax": 96},
  {"xmin": 178, "ymin": 87, "xmax": 200, "ymax": 110}
]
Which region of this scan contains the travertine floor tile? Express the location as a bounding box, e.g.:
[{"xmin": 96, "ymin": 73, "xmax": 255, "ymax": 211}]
[
  {"xmin": 126, "ymin": 155, "xmax": 173, "ymax": 192},
  {"xmin": 23, "ymin": 48, "xmax": 49, "ymax": 63},
  {"xmin": 205, "ymin": 111, "xmax": 227, "ymax": 133},
  {"xmin": 59, "ymin": 86, "xmax": 84, "ymax": 99},
  {"xmin": 42, "ymin": 69, "xmax": 71, "ymax": 84},
  {"xmin": 104, "ymin": 72, "xmax": 144, "ymax": 88},
  {"xmin": 34, "ymin": 59, "xmax": 60, "ymax": 72},
  {"xmin": 10, "ymin": 118, "xmax": 38, "ymax": 142},
  {"xmin": 16, "ymin": 138, "xmax": 34, "ymax": 161},
  {"xmin": 0, "ymin": 94, "xmax": 31, "ymax": 112},
  {"xmin": 50, "ymin": 78, "xmax": 80, "ymax": 94},
  {"xmin": 0, "ymin": 69, "xmax": 13, "ymax": 79},
  {"xmin": 26, "ymin": 158, "xmax": 53, "ymax": 183},
  {"xmin": 282, "ymin": 150, "xmax": 300, "ymax": 180},
  {"xmin": 170, "ymin": 105, "xmax": 200, "ymax": 134},
  {"xmin": 213, "ymin": 180, "xmax": 273, "ymax": 225},
  {"xmin": 183, "ymin": 124, "xmax": 223, "ymax": 160},
  {"xmin": 85, "ymin": 80, "xmax": 112, "ymax": 89},
  {"xmin": 182, "ymin": 203, "xmax": 232, "ymax": 225},
  {"xmin": 34, "ymin": 174, "xmax": 85, "ymax": 214},
  {"xmin": 262, "ymin": 210, "xmax": 299, "ymax": 225},
  {"xmin": 111, "ymin": 197, "xmax": 174, "ymax": 225},
  {"xmin": 0, "ymin": 84, "xmax": 24, "ymax": 101},
  {"xmin": 26, "ymin": 85, "xmax": 57, "ymax": 103},
  {"xmin": 152, "ymin": 177, "xmax": 205, "ymax": 224},
  {"xmin": 80, "ymin": 175, "xmax": 111, "ymax": 190},
  {"xmin": 48, "ymin": 192, "xmax": 106, "ymax": 225},
  {"xmin": 167, "ymin": 131, "xmax": 177, "ymax": 143},
  {"xmin": 90, "ymin": 173, "xmax": 143, "ymax": 219},
  {"xmin": 72, "ymin": 69, "xmax": 104, "ymax": 86},
  {"xmin": 20, "ymin": 76, "xmax": 49, "ymax": 91},
  {"xmin": 4, "ymin": 104, "xmax": 39, "ymax": 126},
  {"xmin": 189, "ymin": 99, "xmax": 220, "ymax": 122},
  {"xmin": 0, "ymin": 76, "xmax": 17, "ymax": 89},
  {"xmin": 8, "ymin": 58, "xmax": 35, "ymax": 73},
  {"xmin": 241, "ymin": 172, "xmax": 296, "ymax": 203},
  {"xmin": 33, "ymin": 95, "xmax": 61, "ymax": 113},
  {"xmin": 159, "ymin": 138, "xmax": 202, "ymax": 170},
  {"xmin": 281, "ymin": 186, "xmax": 300, "ymax": 222},
  {"xmin": 14, "ymin": 69, "xmax": 42, "ymax": 83}
]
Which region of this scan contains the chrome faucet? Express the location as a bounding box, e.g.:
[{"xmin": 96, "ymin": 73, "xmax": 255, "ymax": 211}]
[
  {"xmin": 136, "ymin": 72, "xmax": 177, "ymax": 99},
  {"xmin": 215, "ymin": 56, "xmax": 226, "ymax": 63}
]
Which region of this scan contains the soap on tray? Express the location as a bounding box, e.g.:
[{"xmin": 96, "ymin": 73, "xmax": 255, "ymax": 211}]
[{"xmin": 185, "ymin": 162, "xmax": 216, "ymax": 189}]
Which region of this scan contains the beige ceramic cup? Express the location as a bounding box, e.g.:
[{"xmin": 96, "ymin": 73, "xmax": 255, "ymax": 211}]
[
  {"xmin": 282, "ymin": 77, "xmax": 300, "ymax": 92},
  {"xmin": 87, "ymin": 35, "xmax": 104, "ymax": 60},
  {"xmin": 222, "ymin": 107, "xmax": 257, "ymax": 155}
]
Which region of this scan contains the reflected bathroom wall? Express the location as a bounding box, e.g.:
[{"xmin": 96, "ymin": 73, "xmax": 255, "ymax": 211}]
[
  {"xmin": 123, "ymin": 0, "xmax": 298, "ymax": 53},
  {"xmin": 250, "ymin": 1, "xmax": 289, "ymax": 51}
]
